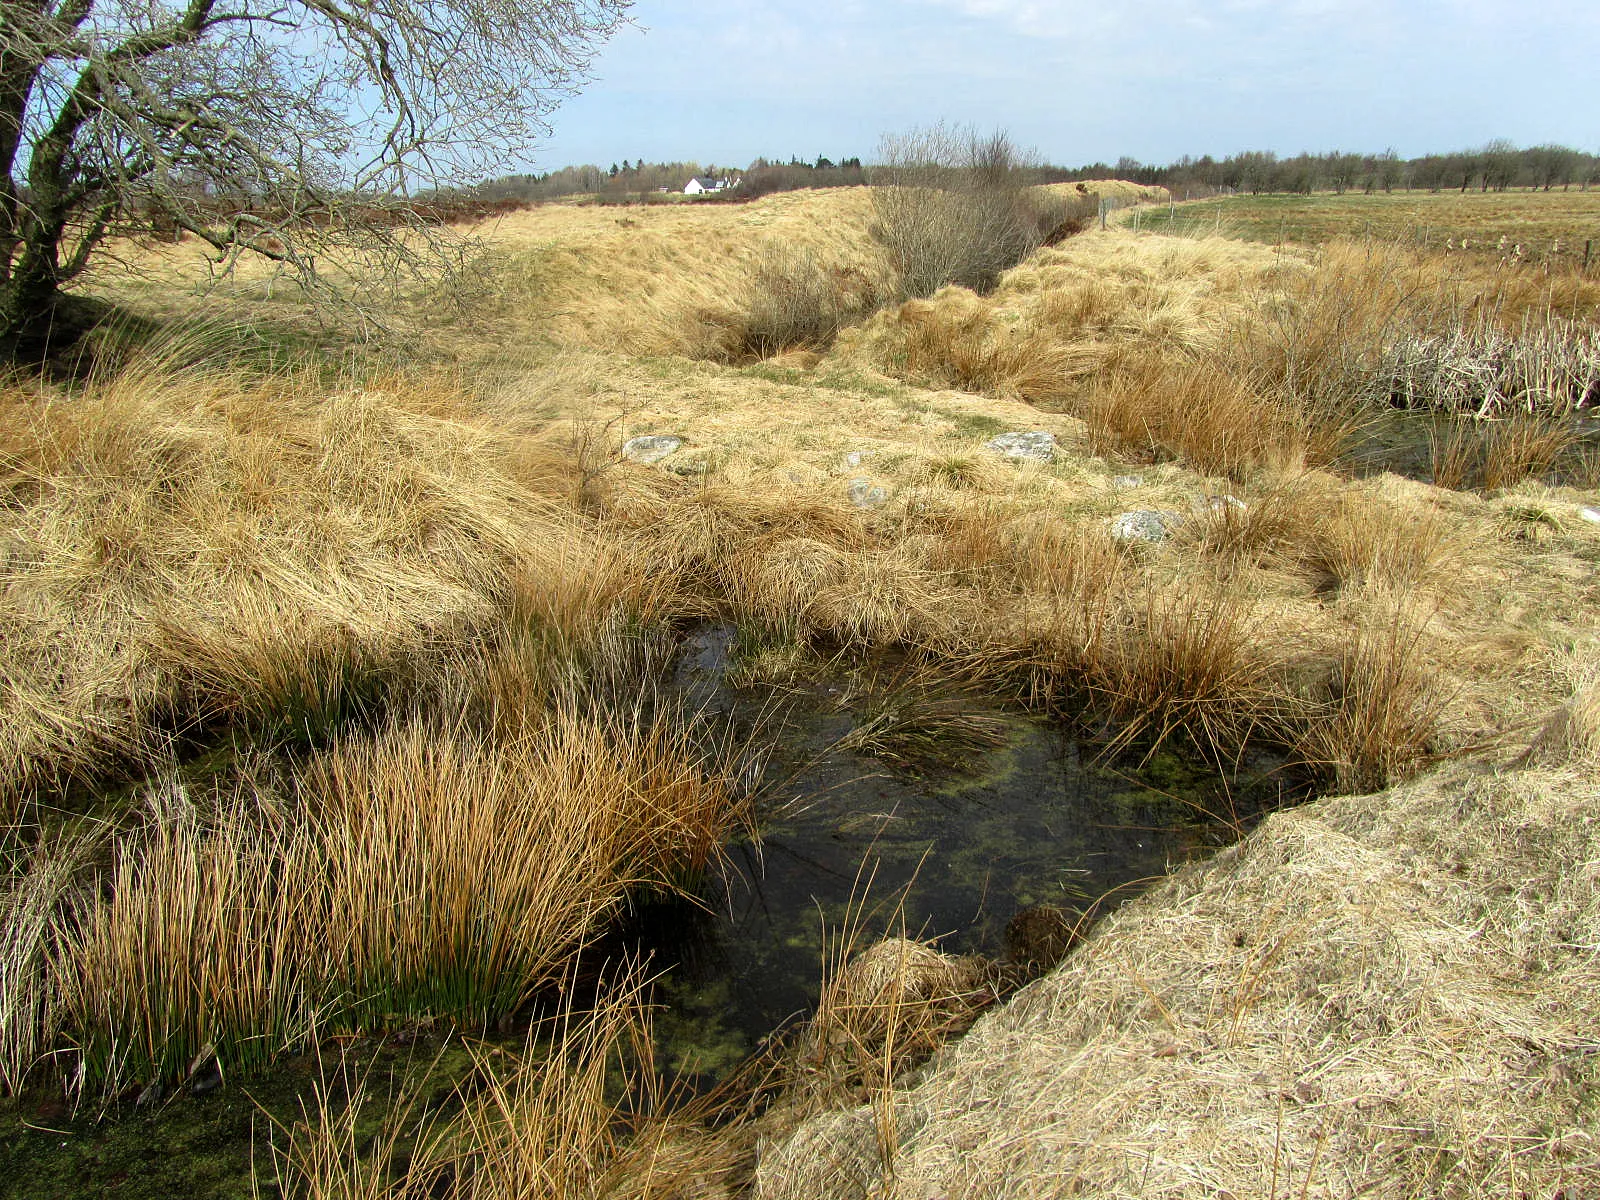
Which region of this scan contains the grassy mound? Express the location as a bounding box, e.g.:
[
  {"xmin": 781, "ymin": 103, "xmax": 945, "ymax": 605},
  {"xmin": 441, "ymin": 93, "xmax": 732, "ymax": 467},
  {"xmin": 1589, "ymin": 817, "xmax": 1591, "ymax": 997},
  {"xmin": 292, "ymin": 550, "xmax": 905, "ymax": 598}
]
[{"xmin": 755, "ymin": 752, "xmax": 1600, "ymax": 1198}]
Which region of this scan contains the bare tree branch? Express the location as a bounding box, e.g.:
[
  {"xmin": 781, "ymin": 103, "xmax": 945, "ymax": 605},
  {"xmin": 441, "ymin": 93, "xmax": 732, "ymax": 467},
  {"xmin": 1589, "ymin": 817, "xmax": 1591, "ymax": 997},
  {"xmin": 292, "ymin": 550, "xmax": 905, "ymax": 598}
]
[{"xmin": 1, "ymin": 0, "xmax": 631, "ymax": 358}]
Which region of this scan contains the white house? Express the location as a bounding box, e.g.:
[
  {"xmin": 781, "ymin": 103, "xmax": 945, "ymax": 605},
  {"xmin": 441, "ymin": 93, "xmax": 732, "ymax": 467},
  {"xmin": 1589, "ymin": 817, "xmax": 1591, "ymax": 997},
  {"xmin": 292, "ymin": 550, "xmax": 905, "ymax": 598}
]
[{"xmin": 684, "ymin": 175, "xmax": 734, "ymax": 195}]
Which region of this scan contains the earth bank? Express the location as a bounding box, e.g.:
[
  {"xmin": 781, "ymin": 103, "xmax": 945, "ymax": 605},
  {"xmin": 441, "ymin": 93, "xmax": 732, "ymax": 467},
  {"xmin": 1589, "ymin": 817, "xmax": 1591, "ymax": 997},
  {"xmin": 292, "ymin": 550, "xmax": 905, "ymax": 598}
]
[{"xmin": 753, "ymin": 752, "xmax": 1600, "ymax": 1199}]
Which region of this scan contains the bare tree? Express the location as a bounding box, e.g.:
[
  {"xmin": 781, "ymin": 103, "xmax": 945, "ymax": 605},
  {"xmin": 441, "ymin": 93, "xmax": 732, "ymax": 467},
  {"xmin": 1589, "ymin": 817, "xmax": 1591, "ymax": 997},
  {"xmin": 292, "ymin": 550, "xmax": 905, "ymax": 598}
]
[{"xmin": 0, "ymin": 0, "xmax": 629, "ymax": 358}]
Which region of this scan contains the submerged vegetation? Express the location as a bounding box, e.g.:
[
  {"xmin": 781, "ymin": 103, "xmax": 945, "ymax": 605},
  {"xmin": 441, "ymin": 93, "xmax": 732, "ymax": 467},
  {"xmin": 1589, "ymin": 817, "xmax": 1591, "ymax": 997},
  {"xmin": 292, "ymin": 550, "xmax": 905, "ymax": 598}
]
[{"xmin": 2, "ymin": 174, "xmax": 1598, "ymax": 1197}]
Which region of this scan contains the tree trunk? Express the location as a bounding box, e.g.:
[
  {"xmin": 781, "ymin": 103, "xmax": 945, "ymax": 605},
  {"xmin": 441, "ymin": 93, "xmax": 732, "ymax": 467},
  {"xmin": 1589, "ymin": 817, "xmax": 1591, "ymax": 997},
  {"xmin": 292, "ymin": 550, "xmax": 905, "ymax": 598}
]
[{"xmin": 0, "ymin": 238, "xmax": 71, "ymax": 362}]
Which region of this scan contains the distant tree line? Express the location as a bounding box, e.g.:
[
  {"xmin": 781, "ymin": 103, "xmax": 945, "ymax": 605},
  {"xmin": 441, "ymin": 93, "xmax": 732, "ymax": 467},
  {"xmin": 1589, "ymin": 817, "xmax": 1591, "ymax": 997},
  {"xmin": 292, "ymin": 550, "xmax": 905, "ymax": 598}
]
[
  {"xmin": 458, "ymin": 154, "xmax": 866, "ymax": 205},
  {"xmin": 434, "ymin": 141, "xmax": 1600, "ymax": 219},
  {"xmin": 1064, "ymin": 142, "xmax": 1600, "ymax": 197}
]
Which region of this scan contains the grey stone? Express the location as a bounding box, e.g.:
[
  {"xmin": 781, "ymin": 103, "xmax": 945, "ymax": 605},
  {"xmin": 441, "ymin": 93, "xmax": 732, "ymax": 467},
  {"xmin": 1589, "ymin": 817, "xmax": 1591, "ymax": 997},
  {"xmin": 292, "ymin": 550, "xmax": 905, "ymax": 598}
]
[
  {"xmin": 620, "ymin": 434, "xmax": 682, "ymax": 464},
  {"xmin": 1110, "ymin": 509, "xmax": 1184, "ymax": 544},
  {"xmin": 1581, "ymin": 506, "xmax": 1600, "ymax": 525},
  {"xmin": 849, "ymin": 477, "xmax": 889, "ymax": 508},
  {"xmin": 1196, "ymin": 494, "xmax": 1248, "ymax": 514},
  {"xmin": 1112, "ymin": 475, "xmax": 1143, "ymax": 489},
  {"xmin": 986, "ymin": 431, "xmax": 1058, "ymax": 462},
  {"xmin": 842, "ymin": 450, "xmax": 865, "ymax": 469}
]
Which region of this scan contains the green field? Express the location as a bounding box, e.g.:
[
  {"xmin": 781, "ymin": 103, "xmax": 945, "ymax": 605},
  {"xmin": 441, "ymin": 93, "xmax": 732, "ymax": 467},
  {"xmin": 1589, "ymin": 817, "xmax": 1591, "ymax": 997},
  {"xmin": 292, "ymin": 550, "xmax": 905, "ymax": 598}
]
[{"xmin": 1132, "ymin": 189, "xmax": 1600, "ymax": 269}]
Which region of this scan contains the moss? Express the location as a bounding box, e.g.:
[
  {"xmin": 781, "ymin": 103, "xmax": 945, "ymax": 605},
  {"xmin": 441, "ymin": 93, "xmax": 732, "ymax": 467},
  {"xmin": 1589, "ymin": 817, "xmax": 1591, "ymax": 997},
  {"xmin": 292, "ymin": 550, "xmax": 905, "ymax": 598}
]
[{"xmin": 0, "ymin": 1036, "xmax": 478, "ymax": 1200}]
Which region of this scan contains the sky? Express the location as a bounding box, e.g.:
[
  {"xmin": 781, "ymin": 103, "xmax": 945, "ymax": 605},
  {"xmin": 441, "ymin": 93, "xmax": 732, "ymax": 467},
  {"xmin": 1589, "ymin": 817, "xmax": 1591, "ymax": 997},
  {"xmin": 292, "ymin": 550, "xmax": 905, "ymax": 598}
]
[{"xmin": 529, "ymin": 0, "xmax": 1598, "ymax": 173}]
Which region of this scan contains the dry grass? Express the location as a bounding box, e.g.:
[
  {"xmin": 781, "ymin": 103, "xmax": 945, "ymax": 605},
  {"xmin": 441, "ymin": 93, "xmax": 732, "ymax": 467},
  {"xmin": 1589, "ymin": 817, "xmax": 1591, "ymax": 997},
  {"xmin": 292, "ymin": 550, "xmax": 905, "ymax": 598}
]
[
  {"xmin": 1086, "ymin": 573, "xmax": 1277, "ymax": 759},
  {"xmin": 1526, "ymin": 641, "xmax": 1600, "ymax": 767},
  {"xmin": 1424, "ymin": 411, "xmax": 1587, "ymax": 493},
  {"xmin": 0, "ymin": 838, "xmax": 86, "ymax": 1094},
  {"xmin": 1297, "ymin": 599, "xmax": 1448, "ymax": 792},
  {"xmin": 1296, "ymin": 486, "xmax": 1460, "ymax": 593},
  {"xmin": 1146, "ymin": 188, "xmax": 1600, "ymax": 270},
  {"xmin": 34, "ymin": 696, "xmax": 744, "ymax": 1099},
  {"xmin": 1081, "ymin": 352, "xmax": 1350, "ymax": 479},
  {"xmin": 845, "ymin": 286, "xmax": 1091, "ymax": 404},
  {"xmin": 755, "ymin": 762, "xmax": 1600, "ymax": 1199},
  {"xmin": 0, "ymin": 365, "xmax": 669, "ymax": 817},
  {"xmin": 6, "ymin": 187, "xmax": 1598, "ymax": 1196},
  {"xmin": 1479, "ymin": 411, "xmax": 1589, "ymax": 490},
  {"xmin": 266, "ymin": 972, "xmax": 655, "ymax": 1200}
]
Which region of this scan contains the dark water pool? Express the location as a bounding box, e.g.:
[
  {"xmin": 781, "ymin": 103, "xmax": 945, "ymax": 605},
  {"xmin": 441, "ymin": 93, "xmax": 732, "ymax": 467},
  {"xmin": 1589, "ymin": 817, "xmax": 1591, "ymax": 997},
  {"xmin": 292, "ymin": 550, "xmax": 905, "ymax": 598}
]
[
  {"xmin": 0, "ymin": 623, "xmax": 1304, "ymax": 1195},
  {"xmin": 632, "ymin": 625, "xmax": 1300, "ymax": 1084}
]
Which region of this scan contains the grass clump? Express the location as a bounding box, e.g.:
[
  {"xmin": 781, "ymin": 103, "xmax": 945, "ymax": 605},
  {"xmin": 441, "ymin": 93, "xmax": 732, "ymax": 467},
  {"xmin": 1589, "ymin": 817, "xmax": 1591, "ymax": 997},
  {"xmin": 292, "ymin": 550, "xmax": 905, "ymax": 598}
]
[
  {"xmin": 1081, "ymin": 352, "xmax": 1352, "ymax": 479},
  {"xmin": 851, "ymin": 286, "xmax": 1089, "ymax": 403},
  {"xmin": 1297, "ymin": 600, "xmax": 1447, "ymax": 792},
  {"xmin": 833, "ymin": 664, "xmax": 1011, "ymax": 774},
  {"xmin": 711, "ymin": 245, "xmax": 887, "ymax": 362},
  {"xmin": 27, "ymin": 692, "xmax": 747, "ymax": 1101},
  {"xmin": 266, "ymin": 972, "xmax": 658, "ymax": 1200}
]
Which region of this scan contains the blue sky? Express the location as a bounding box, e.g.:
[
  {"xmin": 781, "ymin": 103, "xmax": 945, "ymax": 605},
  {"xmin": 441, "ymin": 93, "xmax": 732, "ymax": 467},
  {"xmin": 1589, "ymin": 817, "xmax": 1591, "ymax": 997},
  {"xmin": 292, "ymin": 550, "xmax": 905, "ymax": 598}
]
[{"xmin": 530, "ymin": 0, "xmax": 1598, "ymax": 172}]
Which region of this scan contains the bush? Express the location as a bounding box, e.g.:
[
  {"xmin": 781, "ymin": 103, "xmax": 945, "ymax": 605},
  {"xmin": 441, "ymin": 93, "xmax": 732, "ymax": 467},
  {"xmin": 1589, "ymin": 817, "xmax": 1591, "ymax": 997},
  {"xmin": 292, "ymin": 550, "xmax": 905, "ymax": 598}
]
[
  {"xmin": 716, "ymin": 246, "xmax": 887, "ymax": 362},
  {"xmin": 870, "ymin": 125, "xmax": 1092, "ymax": 299}
]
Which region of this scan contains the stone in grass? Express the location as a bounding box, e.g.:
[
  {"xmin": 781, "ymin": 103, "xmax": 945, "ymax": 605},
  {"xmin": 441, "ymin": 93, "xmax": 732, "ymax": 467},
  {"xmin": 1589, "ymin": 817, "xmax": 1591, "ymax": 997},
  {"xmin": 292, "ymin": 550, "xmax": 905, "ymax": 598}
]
[
  {"xmin": 986, "ymin": 431, "xmax": 1057, "ymax": 463},
  {"xmin": 1196, "ymin": 494, "xmax": 1248, "ymax": 515},
  {"xmin": 849, "ymin": 477, "xmax": 889, "ymax": 508},
  {"xmin": 1110, "ymin": 509, "xmax": 1185, "ymax": 544},
  {"xmin": 1581, "ymin": 506, "xmax": 1600, "ymax": 525},
  {"xmin": 621, "ymin": 434, "xmax": 682, "ymax": 464},
  {"xmin": 1112, "ymin": 475, "xmax": 1144, "ymax": 489}
]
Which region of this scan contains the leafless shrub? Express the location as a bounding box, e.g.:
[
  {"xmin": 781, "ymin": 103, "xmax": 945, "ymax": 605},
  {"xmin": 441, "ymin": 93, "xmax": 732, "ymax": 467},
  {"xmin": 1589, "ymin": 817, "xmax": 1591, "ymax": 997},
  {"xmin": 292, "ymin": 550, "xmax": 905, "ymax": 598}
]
[{"xmin": 870, "ymin": 125, "xmax": 1092, "ymax": 299}]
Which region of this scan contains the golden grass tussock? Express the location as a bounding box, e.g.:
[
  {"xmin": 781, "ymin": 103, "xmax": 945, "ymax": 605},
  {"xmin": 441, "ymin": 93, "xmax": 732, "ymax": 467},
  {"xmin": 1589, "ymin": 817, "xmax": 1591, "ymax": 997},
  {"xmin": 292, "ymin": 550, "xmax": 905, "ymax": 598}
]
[
  {"xmin": 834, "ymin": 231, "xmax": 1291, "ymax": 419},
  {"xmin": 839, "ymin": 286, "xmax": 1093, "ymax": 404},
  {"xmin": 33, "ymin": 693, "xmax": 745, "ymax": 1098},
  {"xmin": 0, "ymin": 364, "xmax": 674, "ymax": 815},
  {"xmin": 1085, "ymin": 571, "xmax": 1279, "ymax": 759},
  {"xmin": 755, "ymin": 762, "xmax": 1600, "ymax": 1199},
  {"xmin": 0, "ymin": 838, "xmax": 87, "ymax": 1095},
  {"xmin": 1295, "ymin": 484, "xmax": 1461, "ymax": 593},
  {"xmin": 802, "ymin": 938, "xmax": 990, "ymax": 1076},
  {"xmin": 1296, "ymin": 598, "xmax": 1448, "ymax": 792},
  {"xmin": 836, "ymin": 229, "xmax": 1594, "ymax": 491},
  {"xmin": 1080, "ymin": 351, "xmax": 1346, "ymax": 479},
  {"xmin": 267, "ymin": 973, "xmax": 655, "ymax": 1200}
]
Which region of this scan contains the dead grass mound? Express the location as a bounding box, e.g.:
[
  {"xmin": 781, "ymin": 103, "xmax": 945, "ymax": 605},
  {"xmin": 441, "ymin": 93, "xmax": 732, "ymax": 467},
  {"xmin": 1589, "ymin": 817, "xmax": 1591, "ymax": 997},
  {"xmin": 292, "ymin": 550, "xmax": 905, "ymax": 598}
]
[
  {"xmin": 755, "ymin": 761, "xmax": 1600, "ymax": 1199},
  {"xmin": 0, "ymin": 366, "xmax": 659, "ymax": 814}
]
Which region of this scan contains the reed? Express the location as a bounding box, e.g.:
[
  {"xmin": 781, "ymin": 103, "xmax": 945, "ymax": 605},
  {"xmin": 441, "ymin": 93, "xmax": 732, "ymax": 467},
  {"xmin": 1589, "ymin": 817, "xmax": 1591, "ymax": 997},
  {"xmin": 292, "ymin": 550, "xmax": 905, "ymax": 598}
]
[
  {"xmin": 264, "ymin": 974, "xmax": 654, "ymax": 1200},
  {"xmin": 49, "ymin": 700, "xmax": 747, "ymax": 1100},
  {"xmin": 1296, "ymin": 600, "xmax": 1445, "ymax": 791}
]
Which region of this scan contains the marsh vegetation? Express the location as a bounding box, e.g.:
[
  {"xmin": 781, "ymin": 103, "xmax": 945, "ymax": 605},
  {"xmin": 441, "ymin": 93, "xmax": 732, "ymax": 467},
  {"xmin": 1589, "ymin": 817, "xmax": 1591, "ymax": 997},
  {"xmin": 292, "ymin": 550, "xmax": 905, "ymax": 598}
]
[{"xmin": 2, "ymin": 175, "xmax": 1598, "ymax": 1198}]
